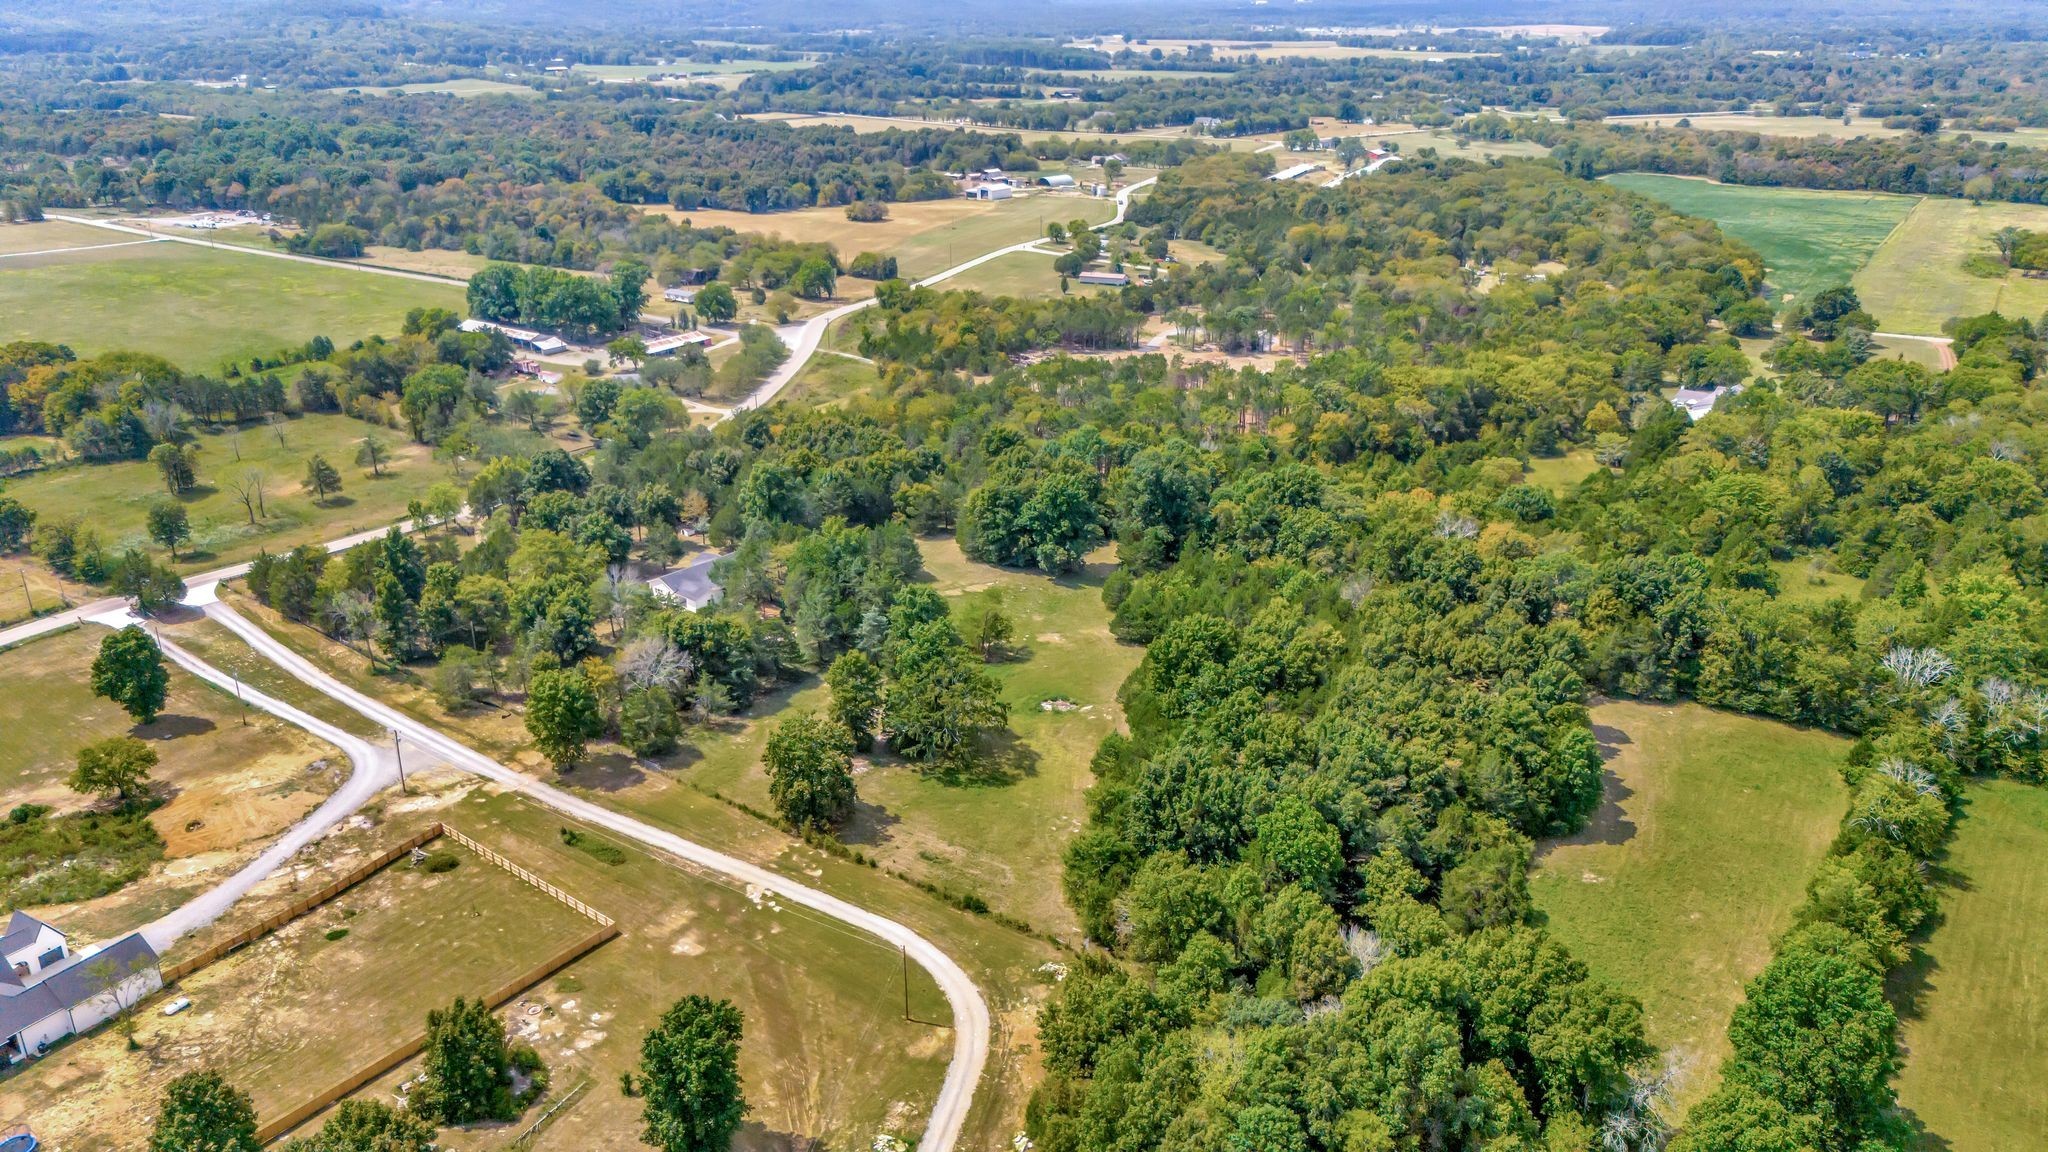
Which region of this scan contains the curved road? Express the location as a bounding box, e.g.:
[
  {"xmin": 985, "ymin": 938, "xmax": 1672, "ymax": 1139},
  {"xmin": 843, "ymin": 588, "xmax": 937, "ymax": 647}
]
[{"xmin": 13, "ymin": 187, "xmax": 1169, "ymax": 1146}]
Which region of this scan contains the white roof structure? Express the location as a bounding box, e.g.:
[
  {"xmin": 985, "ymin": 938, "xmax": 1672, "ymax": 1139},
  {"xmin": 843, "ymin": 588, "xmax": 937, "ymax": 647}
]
[
  {"xmin": 647, "ymin": 551, "xmax": 724, "ymax": 612},
  {"xmin": 644, "ymin": 332, "xmax": 713, "ymax": 357},
  {"xmin": 1671, "ymin": 384, "xmax": 1741, "ymax": 421},
  {"xmin": 1268, "ymin": 162, "xmax": 1322, "ymax": 182},
  {"xmin": 1039, "ymin": 173, "xmax": 1078, "ymax": 188}
]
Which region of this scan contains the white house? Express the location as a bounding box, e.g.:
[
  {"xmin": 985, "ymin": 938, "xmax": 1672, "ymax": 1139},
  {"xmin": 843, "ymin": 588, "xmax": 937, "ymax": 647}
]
[
  {"xmin": 647, "ymin": 551, "xmax": 725, "ymax": 612},
  {"xmin": 1671, "ymin": 384, "xmax": 1741, "ymax": 421},
  {"xmin": 1, "ymin": 914, "xmax": 162, "ymax": 1065},
  {"xmin": 663, "ymin": 286, "xmax": 698, "ymax": 304}
]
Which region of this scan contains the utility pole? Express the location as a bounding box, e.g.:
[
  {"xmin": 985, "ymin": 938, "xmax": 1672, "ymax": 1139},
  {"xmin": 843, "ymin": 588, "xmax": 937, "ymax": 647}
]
[
  {"xmin": 901, "ymin": 946, "xmax": 910, "ymax": 1022},
  {"xmin": 392, "ymin": 728, "xmax": 410, "ymax": 794},
  {"xmin": 18, "ymin": 568, "xmax": 33, "ymax": 619},
  {"xmin": 234, "ymin": 671, "xmax": 247, "ymax": 726}
]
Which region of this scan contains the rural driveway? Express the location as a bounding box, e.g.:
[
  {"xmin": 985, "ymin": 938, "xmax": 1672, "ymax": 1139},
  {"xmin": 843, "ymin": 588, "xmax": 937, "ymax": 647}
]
[
  {"xmin": 193, "ymin": 589, "xmax": 992, "ymax": 1152},
  {"xmin": 736, "ymin": 175, "xmax": 1158, "ymax": 414},
  {"xmin": 0, "ymin": 518, "xmax": 418, "ymax": 652},
  {"xmin": 80, "ymin": 597, "xmax": 400, "ymax": 954}
]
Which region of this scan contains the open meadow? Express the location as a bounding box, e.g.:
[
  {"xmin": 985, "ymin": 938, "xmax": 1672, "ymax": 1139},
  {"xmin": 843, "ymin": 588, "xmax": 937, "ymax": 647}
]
[
  {"xmin": 1891, "ymin": 779, "xmax": 2048, "ymax": 1152},
  {"xmin": 208, "ymin": 584, "xmax": 1070, "ymax": 1146},
  {"xmin": 1602, "ymin": 174, "xmax": 1916, "ymax": 304},
  {"xmin": 663, "ymin": 193, "xmax": 1117, "ymax": 280},
  {"xmin": 1853, "ymin": 197, "xmax": 2048, "ymax": 335},
  {"xmin": 0, "ymin": 624, "xmax": 342, "ymax": 944},
  {"xmin": 0, "ymin": 225, "xmax": 464, "ymax": 369},
  {"xmin": 1530, "ymin": 699, "xmax": 1849, "ymax": 1106},
  {"xmin": 330, "ymin": 78, "xmax": 541, "ymax": 98},
  {"xmin": 4, "ymin": 412, "xmax": 458, "ymax": 573}
]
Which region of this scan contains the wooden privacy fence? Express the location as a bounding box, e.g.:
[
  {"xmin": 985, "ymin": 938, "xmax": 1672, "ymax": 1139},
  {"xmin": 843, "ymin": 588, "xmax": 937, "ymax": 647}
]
[
  {"xmin": 143, "ymin": 821, "xmax": 618, "ymax": 1144},
  {"xmin": 252, "ymin": 920, "xmax": 618, "ymax": 1144},
  {"xmin": 160, "ymin": 826, "xmax": 442, "ymax": 984}
]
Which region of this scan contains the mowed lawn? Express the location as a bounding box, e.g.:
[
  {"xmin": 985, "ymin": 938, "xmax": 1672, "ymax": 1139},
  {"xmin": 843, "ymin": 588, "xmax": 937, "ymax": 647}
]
[
  {"xmin": 1531, "ymin": 700, "xmax": 1849, "ymax": 1106},
  {"xmin": 661, "ymin": 192, "xmax": 1117, "ymax": 281},
  {"xmin": 0, "ymin": 235, "xmax": 465, "ymax": 369},
  {"xmin": 1854, "ymin": 197, "xmax": 2048, "ymax": 335},
  {"xmin": 2, "ymin": 837, "xmax": 596, "ymax": 1151},
  {"xmin": 679, "ymin": 539, "xmax": 1142, "ymax": 939},
  {"xmin": 1602, "ymin": 174, "xmax": 1916, "ymax": 303},
  {"xmin": 4, "ymin": 412, "xmax": 455, "ymax": 572},
  {"xmin": 1892, "ymin": 779, "xmax": 2048, "ymax": 1152}
]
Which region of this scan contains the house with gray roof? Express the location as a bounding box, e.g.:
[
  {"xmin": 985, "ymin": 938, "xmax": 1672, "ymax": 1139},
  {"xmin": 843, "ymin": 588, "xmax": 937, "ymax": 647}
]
[
  {"xmin": 1, "ymin": 913, "xmax": 161, "ymax": 1064},
  {"xmin": 647, "ymin": 551, "xmax": 725, "ymax": 612}
]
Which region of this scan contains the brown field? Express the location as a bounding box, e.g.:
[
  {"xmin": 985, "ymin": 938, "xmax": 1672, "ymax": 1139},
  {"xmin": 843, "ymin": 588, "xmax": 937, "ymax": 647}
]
[{"xmin": 2, "ymin": 835, "xmax": 597, "ymax": 1151}]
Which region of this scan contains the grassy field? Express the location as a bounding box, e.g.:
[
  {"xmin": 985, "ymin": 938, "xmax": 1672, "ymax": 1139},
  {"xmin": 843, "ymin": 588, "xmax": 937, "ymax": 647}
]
[
  {"xmin": 1606, "ymin": 112, "xmax": 1916, "ymax": 139},
  {"xmin": 1531, "ymin": 700, "xmax": 1849, "ymax": 1106},
  {"xmin": 0, "ymin": 233, "xmax": 464, "ymax": 369},
  {"xmin": 780, "ymin": 349, "xmax": 884, "ymax": 409},
  {"xmin": 1853, "ymin": 197, "xmax": 2048, "ymax": 335},
  {"xmin": 1396, "ymin": 129, "xmax": 1552, "ymax": 159},
  {"xmin": 1603, "ymin": 174, "xmax": 1917, "ymax": 304},
  {"xmin": 0, "ymin": 623, "xmax": 341, "ymax": 945},
  {"xmin": 1891, "ymin": 779, "xmax": 2048, "ymax": 1152},
  {"xmin": 1523, "ymin": 448, "xmax": 1600, "ymax": 494},
  {"xmin": 666, "ymin": 193, "xmax": 1116, "ymax": 281},
  {"xmin": 1771, "ymin": 555, "xmax": 1868, "ymax": 603},
  {"xmin": 200, "ymin": 586, "xmax": 1071, "ymax": 1147},
  {"xmin": 0, "ymin": 219, "xmax": 129, "ymax": 254},
  {"xmin": 2, "ymin": 835, "xmax": 596, "ymax": 1151},
  {"xmin": 3, "ymin": 412, "xmax": 456, "ymax": 572},
  {"xmin": 679, "ymin": 539, "xmax": 1142, "ymax": 938},
  {"xmin": 746, "ymin": 111, "xmax": 1204, "ymax": 151},
  {"xmin": 1075, "ymin": 36, "xmax": 1490, "ymax": 61},
  {"xmin": 943, "ymin": 251, "xmax": 1074, "ymax": 298}
]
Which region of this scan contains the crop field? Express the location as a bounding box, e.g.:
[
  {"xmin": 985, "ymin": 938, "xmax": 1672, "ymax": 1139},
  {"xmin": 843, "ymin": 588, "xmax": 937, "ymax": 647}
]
[
  {"xmin": 3, "ymin": 412, "xmax": 455, "ymax": 573},
  {"xmin": 1531, "ymin": 700, "xmax": 1849, "ymax": 1106},
  {"xmin": 1602, "ymin": 174, "xmax": 1916, "ymax": 303},
  {"xmin": 1853, "ymin": 197, "xmax": 2048, "ymax": 335},
  {"xmin": 2, "ymin": 836, "xmax": 596, "ymax": 1151},
  {"xmin": 1891, "ymin": 780, "xmax": 2048, "ymax": 1152},
  {"xmin": 0, "ymin": 232, "xmax": 465, "ymax": 369}
]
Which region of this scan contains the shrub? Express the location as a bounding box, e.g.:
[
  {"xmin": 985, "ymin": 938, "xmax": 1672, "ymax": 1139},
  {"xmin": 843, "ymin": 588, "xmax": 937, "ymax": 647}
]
[
  {"xmin": 560, "ymin": 826, "xmax": 628, "ymax": 865},
  {"xmin": 419, "ymin": 850, "xmax": 461, "ymax": 874}
]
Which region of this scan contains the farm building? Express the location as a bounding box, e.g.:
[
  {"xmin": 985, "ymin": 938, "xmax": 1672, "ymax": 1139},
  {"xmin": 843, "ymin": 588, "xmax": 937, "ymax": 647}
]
[
  {"xmin": 1039, "ymin": 174, "xmax": 1078, "ymax": 188},
  {"xmin": 1076, "ymin": 270, "xmax": 1130, "ymax": 286},
  {"xmin": 457, "ymin": 318, "xmax": 569, "ymax": 355},
  {"xmin": 968, "ymin": 184, "xmax": 1013, "ymax": 201},
  {"xmin": 663, "ymin": 286, "xmax": 698, "ymax": 304},
  {"xmin": 1268, "ymin": 163, "xmax": 1322, "ymax": 182},
  {"xmin": 1, "ymin": 914, "xmax": 162, "ymax": 1065},
  {"xmin": 643, "ymin": 332, "xmax": 713, "ymax": 357},
  {"xmin": 647, "ymin": 551, "xmax": 725, "ymax": 612}
]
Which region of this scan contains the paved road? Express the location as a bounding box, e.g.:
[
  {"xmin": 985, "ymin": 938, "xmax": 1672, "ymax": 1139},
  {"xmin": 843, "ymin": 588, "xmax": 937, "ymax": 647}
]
[
  {"xmin": 736, "ymin": 176, "xmax": 1158, "ymax": 414},
  {"xmin": 45, "ymin": 214, "xmax": 471, "ymax": 287},
  {"xmin": 193, "ymin": 590, "xmax": 990, "ymax": 1152}
]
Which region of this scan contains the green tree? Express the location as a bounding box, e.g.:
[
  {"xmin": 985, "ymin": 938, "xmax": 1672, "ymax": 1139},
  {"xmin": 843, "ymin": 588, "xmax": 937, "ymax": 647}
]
[
  {"xmin": 968, "ymin": 606, "xmax": 1014, "ymax": 662},
  {"xmin": 91, "ymin": 626, "xmax": 171, "ymax": 724},
  {"xmin": 693, "ymin": 282, "xmax": 738, "ymax": 324},
  {"xmin": 763, "ymin": 712, "xmax": 856, "ymax": 830},
  {"xmin": 150, "ymin": 442, "xmax": 197, "ymax": 494},
  {"xmin": 149, "ymin": 1071, "xmax": 260, "ymax": 1152},
  {"xmin": 304, "ymin": 454, "xmax": 343, "ymax": 504},
  {"xmin": 1722, "ymin": 936, "xmax": 1899, "ymax": 1140},
  {"xmin": 400, "ymin": 363, "xmax": 467, "ymax": 443},
  {"xmin": 0, "ymin": 496, "xmax": 35, "ymax": 552},
  {"xmin": 413, "ymin": 997, "xmax": 517, "ymax": 1125},
  {"xmin": 71, "ymin": 735, "xmax": 156, "ymax": 805},
  {"xmin": 526, "ymin": 667, "xmax": 604, "ymax": 767},
  {"xmin": 355, "ymin": 434, "xmax": 389, "ymax": 478},
  {"xmin": 638, "ymin": 995, "xmax": 747, "ymax": 1152},
  {"xmin": 620, "ymin": 686, "xmax": 683, "ymax": 757},
  {"xmin": 824, "ymin": 650, "xmax": 884, "ymax": 752},
  {"xmin": 282, "ymin": 1100, "xmax": 434, "ymax": 1152},
  {"xmin": 884, "ymin": 620, "xmax": 1007, "ymax": 769},
  {"xmin": 146, "ymin": 498, "xmax": 191, "ymax": 561}
]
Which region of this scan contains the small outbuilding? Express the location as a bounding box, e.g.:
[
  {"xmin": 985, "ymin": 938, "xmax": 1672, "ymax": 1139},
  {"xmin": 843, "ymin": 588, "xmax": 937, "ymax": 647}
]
[
  {"xmin": 968, "ymin": 185, "xmax": 1013, "ymax": 201},
  {"xmin": 1038, "ymin": 173, "xmax": 1077, "ymax": 188}
]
